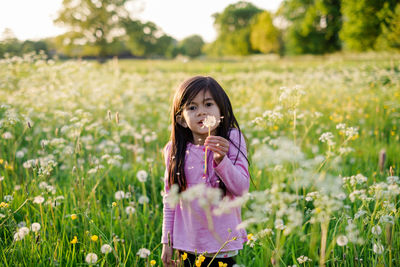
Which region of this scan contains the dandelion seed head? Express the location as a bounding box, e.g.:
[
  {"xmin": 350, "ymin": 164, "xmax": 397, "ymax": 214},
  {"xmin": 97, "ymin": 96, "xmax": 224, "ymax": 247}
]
[
  {"xmin": 125, "ymin": 206, "xmax": 135, "ymax": 215},
  {"xmin": 336, "ymin": 235, "xmax": 348, "ymax": 246},
  {"xmin": 31, "ymin": 222, "xmax": 41, "ymax": 232},
  {"xmin": 136, "ymin": 248, "xmax": 151, "ymax": 258},
  {"xmin": 202, "ymin": 115, "xmax": 217, "ymax": 128},
  {"xmin": 85, "ymin": 253, "xmax": 98, "ymax": 264},
  {"xmin": 101, "ymin": 244, "xmax": 112, "ymax": 254},
  {"xmin": 114, "ymin": 190, "xmax": 125, "ymax": 200},
  {"xmin": 138, "ymin": 195, "xmax": 149, "ymax": 204},
  {"xmin": 137, "ymin": 170, "xmax": 148, "ymax": 182}
]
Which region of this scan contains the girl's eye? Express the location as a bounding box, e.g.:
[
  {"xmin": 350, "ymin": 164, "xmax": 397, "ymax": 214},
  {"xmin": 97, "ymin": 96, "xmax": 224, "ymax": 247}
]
[
  {"xmin": 206, "ymin": 102, "xmax": 213, "ymax": 107},
  {"xmin": 188, "ymin": 106, "xmax": 196, "ymax": 111}
]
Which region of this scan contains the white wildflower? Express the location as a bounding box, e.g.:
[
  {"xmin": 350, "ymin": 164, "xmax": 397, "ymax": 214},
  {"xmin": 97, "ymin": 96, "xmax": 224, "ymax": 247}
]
[
  {"xmin": 336, "ymin": 123, "xmax": 346, "ymax": 130},
  {"xmin": 319, "ymin": 132, "xmax": 335, "ymax": 146},
  {"xmin": 274, "ymin": 219, "xmax": 286, "ymax": 230},
  {"xmin": 136, "ymin": 248, "xmax": 151, "ymax": 258},
  {"xmin": 345, "ymin": 127, "xmax": 358, "ymax": 138},
  {"xmin": 373, "ymin": 243, "xmax": 384, "ymax": 254},
  {"xmin": 371, "ymin": 225, "xmax": 382, "ymax": 236},
  {"xmin": 33, "ymin": 196, "xmax": 45, "ymax": 204},
  {"xmin": 2, "ymin": 132, "xmax": 13, "ymax": 139},
  {"xmin": 387, "ymin": 176, "xmax": 399, "ymax": 184},
  {"xmin": 297, "ymin": 255, "xmax": 312, "ymax": 264},
  {"xmin": 4, "ymin": 195, "xmax": 13, "ymax": 202},
  {"xmin": 39, "ymin": 182, "xmax": 48, "ymax": 189}
]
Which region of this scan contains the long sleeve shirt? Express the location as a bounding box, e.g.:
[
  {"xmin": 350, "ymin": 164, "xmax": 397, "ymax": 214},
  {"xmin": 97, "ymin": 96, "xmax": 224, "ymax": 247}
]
[{"xmin": 161, "ymin": 128, "xmax": 250, "ymax": 254}]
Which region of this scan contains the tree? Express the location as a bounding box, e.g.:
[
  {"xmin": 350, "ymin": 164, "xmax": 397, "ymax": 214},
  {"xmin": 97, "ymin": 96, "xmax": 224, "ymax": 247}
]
[
  {"xmin": 278, "ymin": 0, "xmax": 342, "ymax": 54},
  {"xmin": 340, "ymin": 0, "xmax": 398, "ymax": 51},
  {"xmin": 0, "ymin": 28, "xmax": 22, "ymax": 57},
  {"xmin": 178, "ymin": 35, "xmax": 204, "ymax": 58},
  {"xmin": 376, "ymin": 3, "xmax": 400, "ymax": 50},
  {"xmin": 250, "ymin": 11, "xmax": 280, "ymax": 54},
  {"xmin": 122, "ymin": 20, "xmax": 176, "ymax": 57},
  {"xmin": 54, "ymin": 0, "xmax": 133, "ymax": 59},
  {"xmin": 207, "ymin": 1, "xmax": 262, "ymax": 56}
]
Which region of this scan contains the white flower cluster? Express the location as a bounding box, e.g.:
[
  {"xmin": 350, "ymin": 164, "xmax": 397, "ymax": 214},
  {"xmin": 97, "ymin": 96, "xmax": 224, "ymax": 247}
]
[
  {"xmin": 319, "ymin": 132, "xmax": 335, "ymax": 146},
  {"xmin": 342, "ymin": 174, "xmax": 368, "ymax": 186},
  {"xmin": 297, "ymin": 255, "xmax": 312, "ymax": 264}
]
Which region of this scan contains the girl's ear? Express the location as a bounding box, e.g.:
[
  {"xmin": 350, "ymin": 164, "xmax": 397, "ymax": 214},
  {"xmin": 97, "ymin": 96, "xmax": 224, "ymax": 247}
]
[{"xmin": 176, "ymin": 115, "xmax": 188, "ymax": 128}]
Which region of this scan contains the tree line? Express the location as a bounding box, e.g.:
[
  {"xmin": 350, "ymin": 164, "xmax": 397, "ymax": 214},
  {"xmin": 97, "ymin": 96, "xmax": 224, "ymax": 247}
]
[{"xmin": 1, "ymin": 0, "xmax": 399, "ymax": 59}]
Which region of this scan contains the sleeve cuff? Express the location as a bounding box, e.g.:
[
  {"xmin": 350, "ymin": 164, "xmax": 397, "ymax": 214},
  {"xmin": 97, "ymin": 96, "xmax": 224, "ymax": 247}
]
[{"xmin": 213, "ymin": 155, "xmax": 230, "ymax": 173}]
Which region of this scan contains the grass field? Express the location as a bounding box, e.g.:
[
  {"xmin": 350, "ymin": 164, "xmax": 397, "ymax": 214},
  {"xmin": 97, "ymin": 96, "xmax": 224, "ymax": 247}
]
[{"xmin": 0, "ymin": 52, "xmax": 399, "ymax": 266}]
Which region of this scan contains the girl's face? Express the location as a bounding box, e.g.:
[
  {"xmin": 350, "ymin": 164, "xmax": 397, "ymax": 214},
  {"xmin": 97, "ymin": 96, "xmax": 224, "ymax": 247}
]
[{"xmin": 178, "ymin": 90, "xmax": 221, "ymax": 145}]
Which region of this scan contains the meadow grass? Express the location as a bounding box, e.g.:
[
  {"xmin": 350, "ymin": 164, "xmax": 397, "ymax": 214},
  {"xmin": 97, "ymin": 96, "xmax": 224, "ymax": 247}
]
[{"xmin": 0, "ymin": 52, "xmax": 399, "ymax": 266}]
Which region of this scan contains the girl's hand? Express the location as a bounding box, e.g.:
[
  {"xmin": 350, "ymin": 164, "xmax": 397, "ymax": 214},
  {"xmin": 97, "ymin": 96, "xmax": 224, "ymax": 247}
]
[
  {"xmin": 161, "ymin": 244, "xmax": 175, "ymax": 267},
  {"xmin": 205, "ymin": 135, "xmax": 229, "ymax": 165}
]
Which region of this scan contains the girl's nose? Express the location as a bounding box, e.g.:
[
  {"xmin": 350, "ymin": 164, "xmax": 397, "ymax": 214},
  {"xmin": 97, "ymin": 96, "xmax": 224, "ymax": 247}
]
[{"xmin": 197, "ymin": 106, "xmax": 207, "ymax": 116}]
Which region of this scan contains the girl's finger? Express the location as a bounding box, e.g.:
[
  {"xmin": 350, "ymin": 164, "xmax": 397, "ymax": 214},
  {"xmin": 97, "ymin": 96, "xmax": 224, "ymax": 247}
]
[
  {"xmin": 205, "ymin": 138, "xmax": 229, "ymax": 147},
  {"xmin": 206, "ymin": 136, "xmax": 228, "ymax": 143},
  {"xmin": 207, "ymin": 145, "xmax": 226, "ymax": 156}
]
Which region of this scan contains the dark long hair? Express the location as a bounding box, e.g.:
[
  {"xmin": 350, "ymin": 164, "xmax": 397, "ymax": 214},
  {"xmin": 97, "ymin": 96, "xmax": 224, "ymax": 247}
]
[{"xmin": 167, "ymin": 76, "xmax": 249, "ymax": 194}]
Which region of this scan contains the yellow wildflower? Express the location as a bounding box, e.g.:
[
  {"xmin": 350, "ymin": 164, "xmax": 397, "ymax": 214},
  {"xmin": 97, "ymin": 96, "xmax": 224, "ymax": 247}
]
[
  {"xmin": 181, "ymin": 252, "xmax": 188, "ymax": 261},
  {"xmin": 218, "ymin": 262, "xmax": 228, "ymax": 267},
  {"xmin": 91, "ymin": 235, "xmax": 98, "ymax": 242},
  {"xmin": 5, "ymin": 164, "xmax": 13, "ymax": 171},
  {"xmin": 0, "ymin": 202, "xmax": 8, "ymax": 208},
  {"xmin": 195, "ymin": 260, "xmax": 202, "ymax": 267},
  {"xmin": 70, "ymin": 236, "xmax": 78, "ymax": 244},
  {"xmin": 150, "ymin": 260, "xmax": 156, "ymax": 266},
  {"xmin": 315, "ymin": 207, "xmax": 321, "ymax": 214},
  {"xmin": 198, "ymin": 255, "xmax": 205, "ymax": 262},
  {"xmin": 247, "ymin": 233, "xmax": 254, "ymax": 240},
  {"xmin": 0, "ymin": 159, "xmax": 3, "ymax": 164},
  {"xmin": 71, "ymin": 214, "xmax": 77, "ymax": 220},
  {"xmin": 112, "ymin": 202, "xmax": 117, "ymax": 207}
]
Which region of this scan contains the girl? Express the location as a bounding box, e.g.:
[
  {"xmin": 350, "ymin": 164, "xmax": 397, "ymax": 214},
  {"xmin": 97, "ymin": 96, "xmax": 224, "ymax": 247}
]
[{"xmin": 161, "ymin": 76, "xmax": 250, "ymax": 267}]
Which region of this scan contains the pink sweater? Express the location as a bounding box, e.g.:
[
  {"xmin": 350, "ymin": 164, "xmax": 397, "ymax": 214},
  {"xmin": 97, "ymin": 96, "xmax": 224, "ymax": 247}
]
[{"xmin": 161, "ymin": 128, "xmax": 250, "ymax": 254}]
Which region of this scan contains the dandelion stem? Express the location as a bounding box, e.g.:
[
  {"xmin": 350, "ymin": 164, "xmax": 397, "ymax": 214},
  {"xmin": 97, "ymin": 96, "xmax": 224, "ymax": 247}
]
[{"xmin": 204, "ymin": 127, "xmax": 211, "ymax": 175}]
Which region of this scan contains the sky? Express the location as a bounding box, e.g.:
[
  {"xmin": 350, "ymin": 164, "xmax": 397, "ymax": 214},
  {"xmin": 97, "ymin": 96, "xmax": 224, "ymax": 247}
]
[{"xmin": 0, "ymin": 0, "xmax": 282, "ymax": 42}]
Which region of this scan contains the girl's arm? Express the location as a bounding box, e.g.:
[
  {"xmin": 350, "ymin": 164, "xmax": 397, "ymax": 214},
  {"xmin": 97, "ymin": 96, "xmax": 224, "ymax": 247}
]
[
  {"xmin": 212, "ymin": 129, "xmax": 250, "ymax": 197},
  {"xmin": 161, "ymin": 142, "xmax": 175, "ymax": 245}
]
